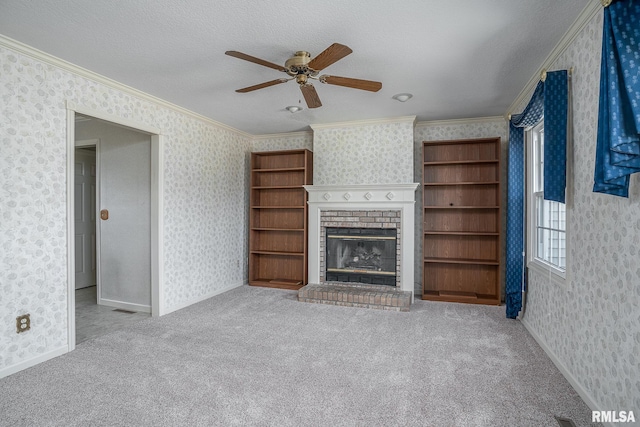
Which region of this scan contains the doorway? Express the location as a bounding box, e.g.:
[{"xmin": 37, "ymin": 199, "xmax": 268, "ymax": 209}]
[
  {"xmin": 67, "ymin": 105, "xmax": 164, "ymax": 350},
  {"xmin": 74, "ymin": 129, "xmax": 152, "ymax": 344},
  {"xmin": 74, "ymin": 143, "xmax": 97, "ymax": 291}
]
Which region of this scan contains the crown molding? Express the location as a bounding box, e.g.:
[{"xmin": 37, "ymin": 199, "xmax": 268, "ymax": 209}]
[
  {"xmin": 253, "ymin": 116, "xmax": 507, "ymax": 139},
  {"xmin": 506, "ymin": 0, "xmax": 601, "ymax": 117},
  {"xmin": 66, "ymin": 100, "xmax": 163, "ymax": 135},
  {"xmin": 415, "ymin": 116, "xmax": 506, "ymax": 128},
  {"xmin": 310, "ymin": 115, "xmax": 416, "ymax": 130},
  {"xmin": 252, "ymin": 130, "xmax": 313, "ymax": 141},
  {"xmin": 0, "ymin": 34, "xmax": 253, "ymax": 139}
]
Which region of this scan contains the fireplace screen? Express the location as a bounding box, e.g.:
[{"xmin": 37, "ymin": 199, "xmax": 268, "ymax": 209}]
[{"xmin": 325, "ymin": 227, "xmax": 397, "ymax": 286}]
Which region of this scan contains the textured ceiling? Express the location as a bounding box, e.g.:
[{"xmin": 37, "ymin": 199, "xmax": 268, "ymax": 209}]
[{"xmin": 0, "ymin": 0, "xmax": 591, "ymax": 135}]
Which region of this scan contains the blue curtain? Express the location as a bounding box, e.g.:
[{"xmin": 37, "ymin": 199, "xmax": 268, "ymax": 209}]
[
  {"xmin": 593, "ymin": 0, "xmax": 640, "ymax": 197},
  {"xmin": 511, "ymin": 81, "xmax": 545, "ymax": 128},
  {"xmin": 506, "ymin": 72, "xmax": 569, "ymax": 318},
  {"xmin": 544, "ymin": 70, "xmax": 569, "ymax": 203},
  {"xmin": 506, "ymin": 81, "xmax": 543, "ymax": 319},
  {"xmin": 506, "ymin": 124, "xmax": 527, "ymax": 319}
]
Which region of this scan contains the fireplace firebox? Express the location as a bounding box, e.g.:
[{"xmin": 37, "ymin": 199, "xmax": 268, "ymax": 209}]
[{"xmin": 325, "ymin": 227, "xmax": 397, "ymax": 286}]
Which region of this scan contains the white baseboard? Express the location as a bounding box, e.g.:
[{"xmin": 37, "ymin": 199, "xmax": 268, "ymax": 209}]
[
  {"xmin": 163, "ymin": 281, "xmax": 245, "ymax": 315},
  {"xmin": 98, "ymin": 298, "xmax": 151, "ymax": 313},
  {"xmin": 0, "ymin": 345, "xmax": 68, "ymax": 379},
  {"xmin": 521, "ymin": 318, "xmax": 611, "ymax": 427}
]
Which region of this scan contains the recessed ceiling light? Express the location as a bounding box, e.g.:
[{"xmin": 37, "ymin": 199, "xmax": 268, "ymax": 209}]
[
  {"xmin": 286, "ymin": 106, "xmax": 302, "ymax": 113},
  {"xmin": 392, "ymin": 93, "xmax": 413, "ymax": 102}
]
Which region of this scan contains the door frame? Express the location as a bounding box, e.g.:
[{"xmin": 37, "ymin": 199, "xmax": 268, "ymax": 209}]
[{"xmin": 66, "ymin": 101, "xmax": 165, "ymax": 352}]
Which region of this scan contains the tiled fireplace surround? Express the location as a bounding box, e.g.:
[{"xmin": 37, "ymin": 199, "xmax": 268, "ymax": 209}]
[{"xmin": 300, "ymin": 184, "xmax": 418, "ymax": 310}]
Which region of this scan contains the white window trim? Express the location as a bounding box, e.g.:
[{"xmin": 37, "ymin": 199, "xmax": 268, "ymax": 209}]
[{"xmin": 526, "ymin": 121, "xmax": 568, "ymax": 287}]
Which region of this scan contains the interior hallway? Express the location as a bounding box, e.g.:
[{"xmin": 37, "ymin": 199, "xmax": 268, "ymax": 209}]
[{"xmin": 75, "ymin": 286, "xmax": 150, "ymax": 344}]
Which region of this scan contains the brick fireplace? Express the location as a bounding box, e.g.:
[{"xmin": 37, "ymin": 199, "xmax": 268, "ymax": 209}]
[
  {"xmin": 320, "ymin": 211, "xmax": 401, "ymax": 287},
  {"xmin": 302, "ymin": 184, "xmax": 418, "ymax": 306}
]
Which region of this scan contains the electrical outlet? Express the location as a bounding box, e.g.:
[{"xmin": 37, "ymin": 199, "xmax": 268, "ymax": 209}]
[{"xmin": 16, "ymin": 314, "xmax": 30, "ymax": 334}]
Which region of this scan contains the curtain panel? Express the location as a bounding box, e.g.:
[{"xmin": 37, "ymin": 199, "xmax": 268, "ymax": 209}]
[
  {"xmin": 510, "ymin": 80, "xmax": 545, "ymax": 128},
  {"xmin": 506, "ymin": 124, "xmax": 527, "ymax": 319},
  {"xmin": 593, "ymin": 0, "xmax": 640, "ymax": 197},
  {"xmin": 506, "ymin": 71, "xmax": 568, "ymax": 318},
  {"xmin": 544, "ymin": 70, "xmax": 569, "ymax": 203},
  {"xmin": 506, "ymin": 82, "xmax": 542, "ymax": 319}
]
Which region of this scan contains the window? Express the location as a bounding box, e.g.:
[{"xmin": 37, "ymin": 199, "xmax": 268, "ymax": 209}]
[{"xmin": 528, "ymin": 120, "xmax": 566, "ymax": 278}]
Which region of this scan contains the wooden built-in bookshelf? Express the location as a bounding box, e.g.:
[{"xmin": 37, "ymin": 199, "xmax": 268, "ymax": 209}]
[
  {"xmin": 249, "ymin": 149, "xmax": 313, "ymax": 290},
  {"xmin": 422, "ymin": 138, "xmax": 501, "ymax": 305}
]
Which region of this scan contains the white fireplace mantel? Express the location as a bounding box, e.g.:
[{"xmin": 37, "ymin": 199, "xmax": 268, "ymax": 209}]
[{"xmin": 304, "ymin": 184, "xmax": 419, "ymax": 298}]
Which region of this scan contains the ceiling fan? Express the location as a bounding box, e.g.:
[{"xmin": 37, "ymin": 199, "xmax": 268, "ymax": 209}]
[{"xmin": 225, "ymin": 43, "xmax": 382, "ymax": 109}]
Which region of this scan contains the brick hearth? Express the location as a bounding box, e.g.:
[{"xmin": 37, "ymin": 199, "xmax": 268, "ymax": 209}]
[{"xmin": 298, "ymin": 283, "xmax": 411, "ymax": 312}]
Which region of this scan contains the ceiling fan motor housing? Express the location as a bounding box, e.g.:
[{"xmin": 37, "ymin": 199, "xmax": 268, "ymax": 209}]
[{"xmin": 285, "ymin": 51, "xmax": 318, "ymax": 77}]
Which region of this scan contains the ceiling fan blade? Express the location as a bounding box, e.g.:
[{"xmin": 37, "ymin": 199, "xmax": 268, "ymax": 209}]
[
  {"xmin": 300, "ymin": 84, "xmax": 322, "ymax": 108},
  {"xmin": 236, "ymin": 78, "xmax": 289, "ymax": 93},
  {"xmin": 320, "ymin": 75, "xmax": 382, "ymax": 92},
  {"xmin": 308, "ymin": 43, "xmax": 352, "ymax": 71},
  {"xmin": 225, "ymin": 51, "xmax": 287, "ymax": 72}
]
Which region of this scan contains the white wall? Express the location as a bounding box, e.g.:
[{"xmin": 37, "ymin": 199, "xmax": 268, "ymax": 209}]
[{"xmin": 0, "ymin": 39, "xmax": 251, "ymax": 375}]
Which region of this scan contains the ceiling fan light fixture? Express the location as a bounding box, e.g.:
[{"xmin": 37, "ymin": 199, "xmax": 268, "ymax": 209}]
[
  {"xmin": 286, "ymin": 105, "xmax": 302, "ymax": 113},
  {"xmin": 393, "ymin": 93, "xmax": 413, "ymax": 102}
]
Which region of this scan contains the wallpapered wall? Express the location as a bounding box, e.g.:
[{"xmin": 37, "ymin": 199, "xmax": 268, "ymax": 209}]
[
  {"xmin": 0, "ymin": 44, "xmax": 251, "ymax": 372},
  {"xmin": 252, "ymin": 132, "xmax": 313, "ymax": 153},
  {"xmin": 518, "ymin": 10, "xmax": 640, "ymax": 413},
  {"xmin": 311, "ymin": 119, "xmax": 415, "ymax": 185}
]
